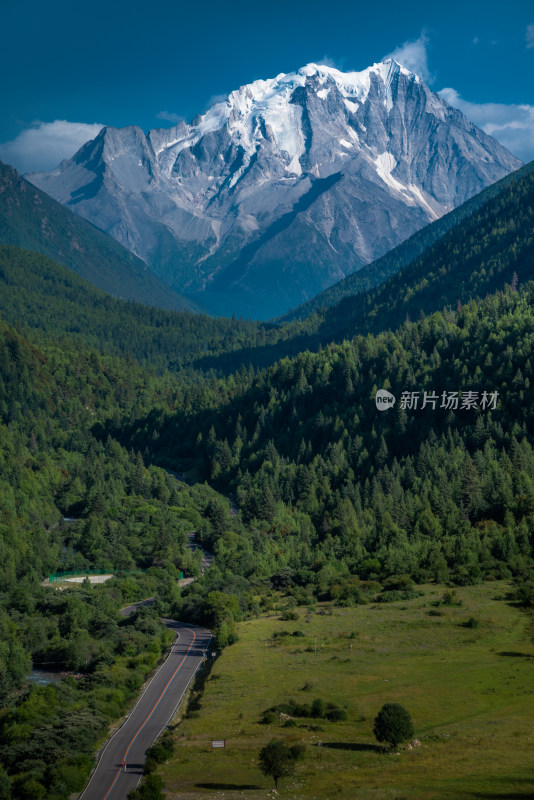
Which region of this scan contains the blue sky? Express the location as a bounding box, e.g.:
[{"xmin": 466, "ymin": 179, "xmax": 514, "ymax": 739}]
[{"xmin": 1, "ymin": 0, "xmax": 533, "ymax": 172}]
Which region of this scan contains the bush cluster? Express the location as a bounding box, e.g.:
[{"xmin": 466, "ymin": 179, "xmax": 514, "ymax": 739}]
[{"xmin": 261, "ymin": 697, "xmax": 347, "ymax": 723}]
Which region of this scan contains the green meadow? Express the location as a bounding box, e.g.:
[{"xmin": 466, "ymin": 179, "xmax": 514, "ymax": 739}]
[{"xmin": 161, "ymin": 582, "xmax": 534, "ymax": 799}]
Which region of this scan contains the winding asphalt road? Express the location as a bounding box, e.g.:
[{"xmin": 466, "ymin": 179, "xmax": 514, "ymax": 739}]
[{"xmin": 80, "ymin": 605, "xmax": 212, "ymax": 800}]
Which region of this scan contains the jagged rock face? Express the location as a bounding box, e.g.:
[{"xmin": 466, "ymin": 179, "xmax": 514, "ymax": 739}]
[{"xmin": 28, "ymin": 60, "xmax": 521, "ymax": 319}]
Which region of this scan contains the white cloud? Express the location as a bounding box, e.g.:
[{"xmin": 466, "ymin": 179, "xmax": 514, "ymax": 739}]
[
  {"xmin": 205, "ymin": 93, "xmax": 228, "ymax": 109},
  {"xmin": 383, "ymin": 31, "xmax": 433, "ymax": 83},
  {"xmin": 156, "ymin": 110, "xmax": 185, "ymax": 124},
  {"xmin": 383, "ymin": 31, "xmax": 534, "ymax": 161},
  {"xmin": 315, "ymin": 55, "xmax": 344, "ymax": 70},
  {"xmin": 439, "ymin": 87, "xmax": 534, "ymax": 162},
  {"xmin": 0, "ymin": 120, "xmax": 104, "ymax": 174}
]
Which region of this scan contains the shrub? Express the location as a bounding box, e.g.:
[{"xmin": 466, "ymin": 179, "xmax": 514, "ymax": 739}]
[
  {"xmin": 326, "ymin": 707, "xmax": 348, "ymax": 721},
  {"xmin": 143, "ymin": 756, "xmax": 158, "ymax": 775},
  {"xmin": 262, "ymin": 698, "xmax": 346, "ymax": 723},
  {"xmin": 17, "ymin": 778, "xmax": 46, "ymax": 800},
  {"xmin": 441, "ymin": 590, "xmax": 462, "ymax": 607},
  {"xmin": 311, "ymin": 698, "xmax": 326, "ymax": 718},
  {"xmin": 383, "ymin": 575, "xmax": 414, "ymax": 591},
  {"xmin": 289, "ymin": 743, "xmax": 306, "ymax": 760},
  {"xmin": 293, "ymin": 703, "xmax": 312, "ymax": 717},
  {"xmin": 516, "ymin": 580, "xmax": 534, "ymax": 608},
  {"xmin": 462, "ymin": 617, "xmax": 480, "ymax": 629},
  {"xmin": 376, "ymin": 589, "xmax": 421, "ymax": 603},
  {"xmin": 145, "ymin": 731, "xmax": 174, "ymax": 765},
  {"xmin": 128, "ymin": 774, "xmax": 165, "ymax": 799}
]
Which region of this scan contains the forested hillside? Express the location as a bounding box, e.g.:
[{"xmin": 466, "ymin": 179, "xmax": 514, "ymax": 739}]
[
  {"xmin": 0, "ymin": 245, "xmax": 293, "ymax": 371},
  {"xmin": 0, "ymin": 161, "xmax": 202, "ymax": 313},
  {"xmin": 127, "ymin": 285, "xmax": 534, "ymax": 589},
  {"xmin": 0, "ymin": 317, "xmax": 249, "ymax": 799}
]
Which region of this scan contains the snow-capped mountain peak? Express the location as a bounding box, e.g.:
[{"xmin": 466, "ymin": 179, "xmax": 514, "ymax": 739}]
[
  {"xmin": 151, "ymin": 60, "xmax": 418, "ymax": 166},
  {"xmin": 28, "ymin": 60, "xmax": 522, "ymax": 319}
]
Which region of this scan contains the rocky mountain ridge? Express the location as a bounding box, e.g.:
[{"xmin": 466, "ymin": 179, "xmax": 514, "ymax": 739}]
[{"xmin": 29, "ymin": 60, "xmax": 521, "ymax": 318}]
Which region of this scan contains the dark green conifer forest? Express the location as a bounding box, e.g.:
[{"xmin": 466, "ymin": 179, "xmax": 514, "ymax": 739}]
[{"xmin": 132, "ymin": 285, "xmax": 534, "ymax": 589}]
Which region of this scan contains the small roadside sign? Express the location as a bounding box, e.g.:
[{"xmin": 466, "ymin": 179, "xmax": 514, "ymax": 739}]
[{"xmin": 211, "ymin": 740, "xmax": 225, "ymax": 748}]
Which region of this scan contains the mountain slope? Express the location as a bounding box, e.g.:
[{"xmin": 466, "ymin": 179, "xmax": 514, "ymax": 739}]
[
  {"xmin": 0, "ymin": 244, "xmax": 278, "ymax": 371},
  {"xmin": 0, "ymin": 161, "xmax": 202, "ymax": 313},
  {"xmin": 28, "ymin": 60, "xmax": 521, "ymax": 319},
  {"xmin": 282, "ymin": 160, "xmax": 534, "ymax": 321},
  {"xmin": 173, "ymin": 159, "xmax": 534, "ymax": 375},
  {"xmin": 314, "ymin": 158, "xmax": 534, "ymax": 343},
  {"xmin": 122, "ymin": 282, "xmax": 534, "ymax": 588}
]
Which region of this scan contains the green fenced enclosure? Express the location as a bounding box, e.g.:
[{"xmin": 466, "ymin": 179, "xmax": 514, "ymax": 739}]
[
  {"xmin": 48, "ymin": 569, "xmax": 147, "ymax": 583},
  {"xmin": 47, "ymin": 568, "xmax": 183, "ymax": 583}
]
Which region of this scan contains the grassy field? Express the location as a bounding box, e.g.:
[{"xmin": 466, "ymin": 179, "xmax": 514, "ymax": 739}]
[{"xmin": 161, "ymin": 583, "xmax": 534, "ymax": 799}]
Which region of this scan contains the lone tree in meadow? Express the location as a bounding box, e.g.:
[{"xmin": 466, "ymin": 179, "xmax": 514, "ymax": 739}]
[
  {"xmin": 373, "ymin": 703, "xmax": 414, "ymax": 749},
  {"xmin": 258, "ymin": 739, "xmax": 296, "ymax": 790}
]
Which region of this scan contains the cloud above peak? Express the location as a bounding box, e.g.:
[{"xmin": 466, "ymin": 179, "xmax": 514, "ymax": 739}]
[
  {"xmin": 0, "ymin": 120, "xmax": 104, "ymax": 174},
  {"xmin": 439, "ymin": 88, "xmax": 534, "ymax": 162},
  {"xmin": 383, "ymin": 30, "xmax": 534, "ymax": 161},
  {"xmin": 156, "ymin": 110, "xmax": 185, "ymax": 125},
  {"xmin": 315, "ymin": 55, "xmax": 344, "ymax": 70},
  {"xmin": 383, "ymin": 31, "xmax": 433, "ymax": 83}
]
